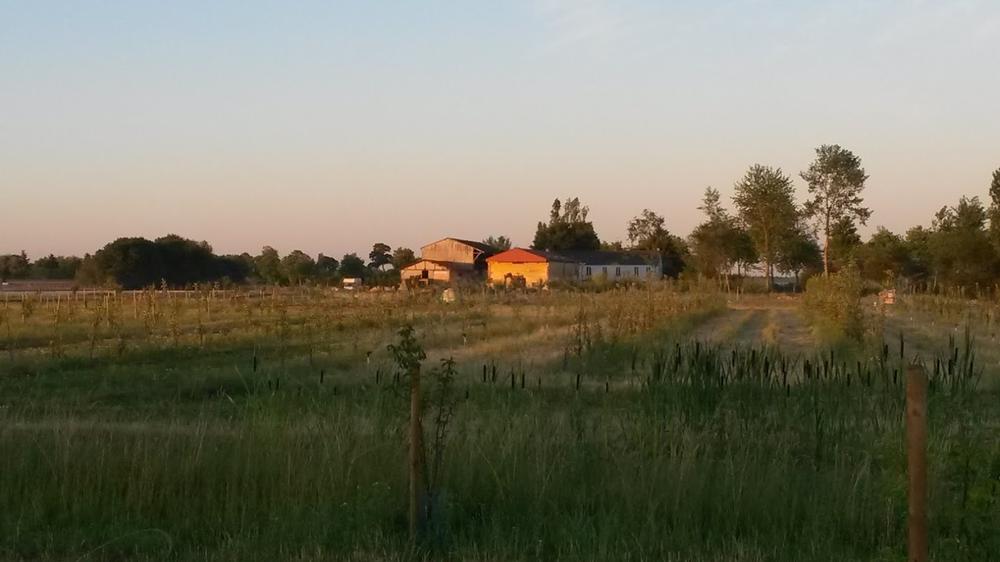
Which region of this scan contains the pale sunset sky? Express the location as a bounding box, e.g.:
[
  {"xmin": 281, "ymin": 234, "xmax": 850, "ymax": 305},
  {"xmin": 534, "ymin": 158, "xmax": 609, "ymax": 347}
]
[{"xmin": 2, "ymin": 1, "xmax": 999, "ymax": 259}]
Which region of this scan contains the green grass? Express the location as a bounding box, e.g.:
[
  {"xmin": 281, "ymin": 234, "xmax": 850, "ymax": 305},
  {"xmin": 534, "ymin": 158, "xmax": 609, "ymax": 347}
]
[{"xmin": 0, "ymin": 288, "xmax": 997, "ymax": 561}]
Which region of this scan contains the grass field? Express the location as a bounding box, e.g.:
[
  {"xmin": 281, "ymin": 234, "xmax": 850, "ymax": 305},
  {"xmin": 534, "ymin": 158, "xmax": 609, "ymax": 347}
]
[{"xmin": 0, "ymin": 286, "xmax": 998, "ymax": 561}]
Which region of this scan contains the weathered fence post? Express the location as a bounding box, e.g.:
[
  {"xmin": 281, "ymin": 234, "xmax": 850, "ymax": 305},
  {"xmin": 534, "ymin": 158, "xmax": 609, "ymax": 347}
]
[
  {"xmin": 409, "ymin": 363, "xmax": 424, "ymax": 542},
  {"xmin": 906, "ymin": 365, "xmax": 928, "ymax": 562}
]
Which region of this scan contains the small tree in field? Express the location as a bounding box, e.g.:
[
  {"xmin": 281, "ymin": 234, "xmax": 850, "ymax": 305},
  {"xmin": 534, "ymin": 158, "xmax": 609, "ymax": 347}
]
[
  {"xmin": 801, "ymin": 144, "xmax": 870, "ymax": 277},
  {"xmin": 733, "ymin": 165, "xmax": 799, "ymax": 292}
]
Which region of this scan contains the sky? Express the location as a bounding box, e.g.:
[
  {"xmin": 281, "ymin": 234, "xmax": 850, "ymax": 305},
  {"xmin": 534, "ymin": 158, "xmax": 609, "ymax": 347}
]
[{"xmin": 2, "ymin": 0, "xmax": 999, "ymax": 259}]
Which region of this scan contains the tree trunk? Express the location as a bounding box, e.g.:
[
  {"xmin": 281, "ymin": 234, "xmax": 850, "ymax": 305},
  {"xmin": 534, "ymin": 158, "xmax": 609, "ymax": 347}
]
[
  {"xmin": 764, "ymin": 231, "xmax": 772, "ymax": 292},
  {"xmin": 823, "ymin": 214, "xmax": 831, "ymax": 277}
]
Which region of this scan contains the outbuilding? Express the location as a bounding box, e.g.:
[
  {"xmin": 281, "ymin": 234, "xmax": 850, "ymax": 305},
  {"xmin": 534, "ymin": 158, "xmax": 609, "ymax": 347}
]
[{"xmin": 486, "ymin": 248, "xmax": 580, "ymax": 287}]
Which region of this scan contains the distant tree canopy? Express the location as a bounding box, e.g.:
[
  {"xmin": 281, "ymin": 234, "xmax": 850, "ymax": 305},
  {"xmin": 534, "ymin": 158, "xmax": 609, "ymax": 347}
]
[
  {"xmin": 80, "ymin": 235, "xmax": 251, "ymax": 289},
  {"xmin": 315, "ymin": 254, "xmax": 340, "ymax": 280},
  {"xmin": 0, "ymin": 252, "xmax": 31, "ymax": 281},
  {"xmin": 391, "ymin": 247, "xmax": 416, "ymax": 270},
  {"xmin": 482, "ymin": 235, "xmax": 512, "ymax": 251},
  {"xmin": 927, "ymin": 196, "xmax": 998, "ymax": 290},
  {"xmin": 368, "ymin": 243, "xmax": 393, "ymax": 270},
  {"xmin": 339, "ymin": 253, "xmax": 367, "ymax": 279},
  {"xmin": 532, "ymin": 198, "xmax": 601, "ymax": 252},
  {"xmin": 281, "ymin": 250, "xmax": 316, "ymax": 285},
  {"xmin": 688, "ymin": 188, "xmax": 756, "ymax": 280},
  {"xmin": 254, "ymin": 247, "xmax": 284, "ymax": 285},
  {"xmin": 626, "ymin": 209, "xmax": 687, "ymax": 278}
]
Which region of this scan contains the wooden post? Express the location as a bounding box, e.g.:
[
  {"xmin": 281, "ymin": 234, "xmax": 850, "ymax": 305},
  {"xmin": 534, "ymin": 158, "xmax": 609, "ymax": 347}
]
[
  {"xmin": 906, "ymin": 365, "xmax": 928, "ymax": 562},
  {"xmin": 408, "ymin": 364, "xmax": 424, "ymax": 542}
]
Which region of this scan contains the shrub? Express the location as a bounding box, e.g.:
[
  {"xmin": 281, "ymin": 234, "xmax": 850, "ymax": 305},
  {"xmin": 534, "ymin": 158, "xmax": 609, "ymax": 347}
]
[{"xmin": 803, "ymin": 264, "xmax": 864, "ymax": 342}]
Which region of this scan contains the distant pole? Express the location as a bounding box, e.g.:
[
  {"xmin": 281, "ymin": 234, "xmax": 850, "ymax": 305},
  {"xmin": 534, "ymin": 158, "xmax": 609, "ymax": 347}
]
[{"xmin": 906, "ymin": 365, "xmax": 928, "ymax": 562}]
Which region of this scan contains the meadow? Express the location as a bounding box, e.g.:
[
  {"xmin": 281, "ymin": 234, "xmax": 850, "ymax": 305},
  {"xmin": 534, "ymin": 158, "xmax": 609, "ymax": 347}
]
[{"xmin": 0, "ymin": 286, "xmax": 997, "ymax": 561}]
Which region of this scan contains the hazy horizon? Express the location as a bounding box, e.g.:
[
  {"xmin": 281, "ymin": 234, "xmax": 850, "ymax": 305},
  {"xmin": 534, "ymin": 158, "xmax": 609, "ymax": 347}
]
[{"xmin": 3, "ymin": 1, "xmax": 999, "ymax": 259}]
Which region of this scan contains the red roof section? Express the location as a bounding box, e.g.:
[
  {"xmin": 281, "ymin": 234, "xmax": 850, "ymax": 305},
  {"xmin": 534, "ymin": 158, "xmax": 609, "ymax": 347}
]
[{"xmin": 487, "ymin": 248, "xmax": 576, "ymax": 263}]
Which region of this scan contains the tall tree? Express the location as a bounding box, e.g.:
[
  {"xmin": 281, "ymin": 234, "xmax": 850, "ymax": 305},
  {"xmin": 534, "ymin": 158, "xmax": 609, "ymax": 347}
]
[
  {"xmin": 254, "ymin": 246, "xmax": 284, "ymax": 285},
  {"xmin": 482, "ymin": 235, "xmax": 512, "ymax": 251},
  {"xmin": 688, "ymin": 188, "xmax": 756, "ymax": 281},
  {"xmin": 281, "ymin": 250, "xmax": 316, "ymax": 285},
  {"xmin": 368, "ymin": 243, "xmax": 393, "ymax": 270},
  {"xmin": 775, "ymin": 224, "xmax": 822, "ymax": 291},
  {"xmin": 929, "ymin": 196, "xmax": 999, "ymax": 291},
  {"xmin": 532, "ymin": 197, "xmax": 601, "ymax": 252},
  {"xmin": 315, "ymin": 254, "xmax": 340, "ymax": 281},
  {"xmin": 732, "ymin": 165, "xmax": 799, "ymax": 291},
  {"xmin": 827, "ymin": 215, "xmax": 863, "ymax": 270},
  {"xmin": 626, "ymin": 209, "xmax": 686, "ymax": 278},
  {"xmin": 856, "ymin": 227, "xmax": 911, "ymax": 286},
  {"xmin": 988, "ymin": 167, "xmax": 1000, "ymax": 249},
  {"xmin": 391, "ymin": 247, "xmax": 416, "ymax": 269},
  {"xmin": 801, "ymin": 144, "xmax": 871, "ymax": 276},
  {"xmin": 0, "ymin": 251, "xmax": 31, "ymax": 281},
  {"xmin": 339, "ymin": 253, "xmax": 367, "ymax": 279}
]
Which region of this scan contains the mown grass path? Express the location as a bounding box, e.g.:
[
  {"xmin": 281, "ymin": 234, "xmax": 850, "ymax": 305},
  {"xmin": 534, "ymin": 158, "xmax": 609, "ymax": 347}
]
[{"xmin": 691, "ymin": 296, "xmax": 816, "ymax": 354}]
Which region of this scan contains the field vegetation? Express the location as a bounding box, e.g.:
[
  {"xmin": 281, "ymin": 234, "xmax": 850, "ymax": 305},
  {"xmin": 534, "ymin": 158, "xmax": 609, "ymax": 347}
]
[{"xmin": 1, "ymin": 285, "xmax": 997, "ymax": 561}]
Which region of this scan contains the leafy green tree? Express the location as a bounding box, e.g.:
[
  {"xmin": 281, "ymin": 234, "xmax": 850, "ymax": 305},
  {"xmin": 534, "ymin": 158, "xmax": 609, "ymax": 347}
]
[
  {"xmin": 904, "ymin": 226, "xmax": 933, "ymax": 288},
  {"xmin": 856, "ymin": 227, "xmax": 911, "ymax": 286},
  {"xmin": 74, "ymin": 254, "xmax": 103, "ymax": 286},
  {"xmin": 482, "ymin": 235, "xmax": 512, "ymax": 251},
  {"xmin": 626, "ymin": 209, "xmax": 686, "ymax": 277},
  {"xmin": 391, "ymin": 247, "xmax": 416, "ymax": 269},
  {"xmin": 929, "ymin": 196, "xmax": 999, "ymax": 291},
  {"xmin": 689, "ymin": 188, "xmax": 756, "ymax": 281},
  {"xmin": 0, "ymin": 251, "xmax": 31, "ymax": 281},
  {"xmin": 339, "ymin": 253, "xmax": 367, "ymax": 279},
  {"xmin": 827, "ymin": 216, "xmax": 863, "ymax": 271},
  {"xmin": 988, "ymin": 167, "xmax": 1000, "ymax": 249},
  {"xmin": 315, "ymin": 254, "xmax": 340, "ymax": 281},
  {"xmin": 254, "ymin": 246, "xmax": 284, "ymax": 285},
  {"xmin": 532, "ymin": 198, "xmax": 601, "ymax": 252},
  {"xmin": 281, "ymin": 250, "xmax": 316, "ymax": 285},
  {"xmin": 214, "ymin": 254, "xmax": 252, "ymax": 285},
  {"xmin": 31, "ymin": 254, "xmax": 82, "ymax": 279},
  {"xmin": 801, "ymin": 144, "xmax": 871, "ymax": 276},
  {"xmin": 776, "ymin": 224, "xmax": 822, "ymax": 291},
  {"xmin": 155, "ymin": 235, "xmax": 216, "ymax": 286},
  {"xmin": 368, "ymin": 243, "xmax": 393, "ymax": 270},
  {"xmin": 92, "ymin": 238, "xmax": 164, "ymax": 289},
  {"xmin": 732, "ymin": 165, "xmax": 799, "ymax": 291}
]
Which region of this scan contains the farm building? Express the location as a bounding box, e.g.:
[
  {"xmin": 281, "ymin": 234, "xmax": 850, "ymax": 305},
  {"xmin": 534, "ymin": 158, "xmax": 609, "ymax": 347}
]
[
  {"xmin": 400, "ymin": 238, "xmax": 496, "ymax": 285},
  {"xmin": 487, "ymin": 248, "xmax": 662, "ymax": 287},
  {"xmin": 571, "ymin": 251, "xmax": 661, "ymax": 281},
  {"xmin": 486, "ymin": 248, "xmax": 580, "ymax": 287}
]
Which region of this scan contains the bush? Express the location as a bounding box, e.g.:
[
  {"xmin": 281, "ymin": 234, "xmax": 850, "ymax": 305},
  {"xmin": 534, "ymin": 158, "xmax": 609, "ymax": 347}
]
[{"xmin": 803, "ymin": 265, "xmax": 864, "ymax": 342}]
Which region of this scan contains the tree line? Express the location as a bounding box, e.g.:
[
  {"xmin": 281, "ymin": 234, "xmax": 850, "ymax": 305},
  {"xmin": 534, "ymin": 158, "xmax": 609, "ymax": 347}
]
[
  {"xmin": 4, "ymin": 148, "xmax": 999, "ymax": 293},
  {"xmin": 530, "ymin": 146, "xmax": 1000, "ymax": 293}
]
